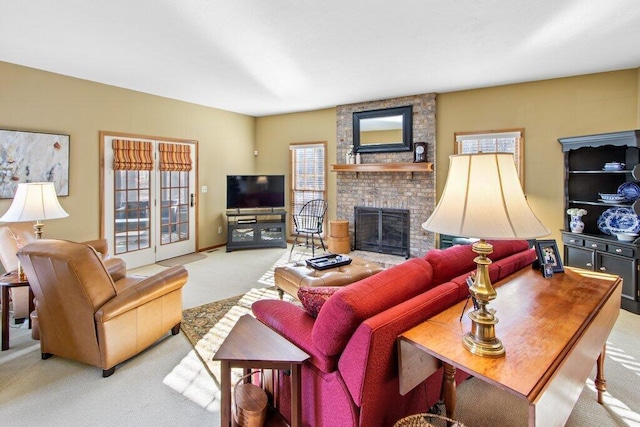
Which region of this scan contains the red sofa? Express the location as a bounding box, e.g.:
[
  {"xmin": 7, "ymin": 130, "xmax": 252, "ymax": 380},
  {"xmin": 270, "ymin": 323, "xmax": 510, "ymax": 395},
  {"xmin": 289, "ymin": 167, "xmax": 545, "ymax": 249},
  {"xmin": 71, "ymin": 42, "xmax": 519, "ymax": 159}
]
[{"xmin": 252, "ymin": 240, "xmax": 537, "ymax": 427}]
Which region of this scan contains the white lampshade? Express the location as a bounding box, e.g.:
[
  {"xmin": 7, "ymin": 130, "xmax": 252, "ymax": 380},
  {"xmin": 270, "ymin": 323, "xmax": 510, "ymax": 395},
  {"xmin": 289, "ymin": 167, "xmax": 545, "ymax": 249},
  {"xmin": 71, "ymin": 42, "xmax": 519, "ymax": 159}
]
[
  {"xmin": 422, "ymin": 153, "xmax": 549, "ymax": 239},
  {"xmin": 0, "ymin": 182, "xmax": 69, "ymax": 223}
]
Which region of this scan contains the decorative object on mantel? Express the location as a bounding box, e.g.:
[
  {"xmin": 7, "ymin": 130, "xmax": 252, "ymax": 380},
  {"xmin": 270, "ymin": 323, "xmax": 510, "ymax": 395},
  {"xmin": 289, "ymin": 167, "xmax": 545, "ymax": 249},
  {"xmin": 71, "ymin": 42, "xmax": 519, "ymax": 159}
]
[
  {"xmin": 422, "ymin": 153, "xmax": 549, "ymax": 358},
  {"xmin": 413, "ymin": 141, "xmax": 427, "ymax": 163},
  {"xmin": 346, "ymin": 144, "xmax": 355, "ymax": 164},
  {"xmin": 566, "ymin": 208, "xmax": 587, "ymax": 233}
]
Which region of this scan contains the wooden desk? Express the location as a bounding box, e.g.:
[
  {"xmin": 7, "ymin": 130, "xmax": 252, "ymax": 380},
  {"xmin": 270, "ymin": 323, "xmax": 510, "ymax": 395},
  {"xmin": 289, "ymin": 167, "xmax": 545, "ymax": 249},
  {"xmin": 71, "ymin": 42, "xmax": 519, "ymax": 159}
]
[
  {"xmin": 1, "ymin": 271, "xmax": 34, "ymax": 351},
  {"xmin": 213, "ymin": 314, "xmax": 309, "ymax": 427},
  {"xmin": 398, "ymin": 267, "xmax": 622, "ymax": 427}
]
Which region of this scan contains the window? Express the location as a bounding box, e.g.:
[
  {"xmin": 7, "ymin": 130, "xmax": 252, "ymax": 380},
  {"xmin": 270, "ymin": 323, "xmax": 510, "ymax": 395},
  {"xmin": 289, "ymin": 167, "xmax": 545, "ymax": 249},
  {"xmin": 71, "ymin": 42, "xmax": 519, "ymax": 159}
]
[
  {"xmin": 289, "ymin": 142, "xmax": 327, "ymax": 234},
  {"xmin": 454, "ymin": 128, "xmax": 524, "ymax": 188}
]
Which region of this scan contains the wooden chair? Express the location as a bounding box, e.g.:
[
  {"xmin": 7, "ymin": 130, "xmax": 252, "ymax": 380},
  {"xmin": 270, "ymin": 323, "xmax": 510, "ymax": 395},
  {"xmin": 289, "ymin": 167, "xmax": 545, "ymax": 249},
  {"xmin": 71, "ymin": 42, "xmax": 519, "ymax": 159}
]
[{"xmin": 290, "ymin": 199, "xmax": 328, "ymax": 257}]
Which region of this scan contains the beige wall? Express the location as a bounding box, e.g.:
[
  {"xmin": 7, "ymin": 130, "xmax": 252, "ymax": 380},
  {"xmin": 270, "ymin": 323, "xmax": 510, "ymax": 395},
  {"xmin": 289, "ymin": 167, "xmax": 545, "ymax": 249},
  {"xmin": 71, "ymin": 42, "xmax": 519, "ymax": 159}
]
[
  {"xmin": 0, "ymin": 61, "xmax": 255, "ymax": 250},
  {"xmin": 255, "ymin": 108, "xmax": 337, "ymax": 234},
  {"xmin": 437, "ymin": 69, "xmax": 639, "ymax": 245},
  {"xmin": 3, "ymin": 60, "xmax": 639, "ymax": 257}
]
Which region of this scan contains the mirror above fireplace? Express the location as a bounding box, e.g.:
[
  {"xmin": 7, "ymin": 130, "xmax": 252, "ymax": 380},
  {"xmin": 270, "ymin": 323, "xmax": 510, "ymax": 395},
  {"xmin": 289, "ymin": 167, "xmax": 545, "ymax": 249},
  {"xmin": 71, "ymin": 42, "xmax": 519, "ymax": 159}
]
[{"xmin": 353, "ymin": 106, "xmax": 413, "ymax": 153}]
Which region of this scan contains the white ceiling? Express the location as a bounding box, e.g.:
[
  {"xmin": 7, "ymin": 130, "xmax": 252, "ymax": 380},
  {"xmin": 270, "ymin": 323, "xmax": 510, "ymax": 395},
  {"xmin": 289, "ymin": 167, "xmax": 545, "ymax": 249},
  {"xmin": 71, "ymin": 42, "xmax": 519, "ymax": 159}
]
[{"xmin": 2, "ymin": 0, "xmax": 640, "ymax": 117}]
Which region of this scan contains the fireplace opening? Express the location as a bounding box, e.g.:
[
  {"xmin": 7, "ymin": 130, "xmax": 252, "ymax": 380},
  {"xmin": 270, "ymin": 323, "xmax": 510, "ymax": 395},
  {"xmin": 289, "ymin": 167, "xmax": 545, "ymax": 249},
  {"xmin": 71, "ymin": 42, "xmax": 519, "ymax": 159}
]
[{"xmin": 354, "ymin": 207, "xmax": 410, "ymax": 258}]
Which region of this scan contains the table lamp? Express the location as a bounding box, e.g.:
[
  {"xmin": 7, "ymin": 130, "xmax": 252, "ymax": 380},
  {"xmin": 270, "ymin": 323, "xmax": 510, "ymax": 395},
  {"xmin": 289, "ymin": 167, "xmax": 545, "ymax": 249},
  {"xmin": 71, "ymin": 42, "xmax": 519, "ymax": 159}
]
[
  {"xmin": 0, "ymin": 182, "xmax": 69, "ymax": 239},
  {"xmin": 422, "ymin": 153, "xmax": 549, "ymax": 358}
]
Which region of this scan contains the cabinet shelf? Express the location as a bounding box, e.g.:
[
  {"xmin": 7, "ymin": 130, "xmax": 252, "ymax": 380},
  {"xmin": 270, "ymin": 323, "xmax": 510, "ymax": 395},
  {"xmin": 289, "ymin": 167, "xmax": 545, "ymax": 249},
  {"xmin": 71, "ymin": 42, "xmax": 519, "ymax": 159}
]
[
  {"xmin": 569, "ymin": 170, "xmax": 631, "ymax": 174},
  {"xmin": 569, "ymin": 199, "xmax": 634, "ymax": 208}
]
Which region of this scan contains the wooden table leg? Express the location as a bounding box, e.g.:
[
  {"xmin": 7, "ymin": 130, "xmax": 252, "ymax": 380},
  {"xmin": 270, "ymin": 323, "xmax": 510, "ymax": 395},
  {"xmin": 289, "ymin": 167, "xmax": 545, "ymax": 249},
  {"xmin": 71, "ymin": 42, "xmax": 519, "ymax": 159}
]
[
  {"xmin": 220, "ymin": 360, "xmax": 232, "ymax": 427},
  {"xmin": 1, "ymin": 286, "xmax": 9, "ymax": 351},
  {"xmin": 442, "ymin": 362, "xmax": 457, "ymax": 421},
  {"xmin": 291, "ymin": 363, "xmax": 302, "ymax": 427},
  {"xmin": 594, "ymin": 345, "xmax": 607, "ymax": 404}
]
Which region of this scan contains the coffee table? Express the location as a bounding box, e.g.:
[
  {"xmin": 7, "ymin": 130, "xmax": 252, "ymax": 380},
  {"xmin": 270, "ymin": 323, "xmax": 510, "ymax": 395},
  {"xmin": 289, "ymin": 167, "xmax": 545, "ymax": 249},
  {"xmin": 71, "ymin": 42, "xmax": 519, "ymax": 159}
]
[
  {"xmin": 398, "ymin": 267, "xmax": 622, "ymax": 427},
  {"xmin": 213, "ymin": 314, "xmax": 309, "ymax": 427},
  {"xmin": 1, "ymin": 270, "xmax": 34, "ymax": 350}
]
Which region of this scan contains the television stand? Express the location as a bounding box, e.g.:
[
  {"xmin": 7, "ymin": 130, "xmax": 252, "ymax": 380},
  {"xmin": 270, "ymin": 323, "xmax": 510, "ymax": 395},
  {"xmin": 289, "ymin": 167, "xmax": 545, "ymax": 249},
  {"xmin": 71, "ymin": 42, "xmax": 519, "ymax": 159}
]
[{"xmin": 226, "ymin": 209, "xmax": 287, "ymax": 252}]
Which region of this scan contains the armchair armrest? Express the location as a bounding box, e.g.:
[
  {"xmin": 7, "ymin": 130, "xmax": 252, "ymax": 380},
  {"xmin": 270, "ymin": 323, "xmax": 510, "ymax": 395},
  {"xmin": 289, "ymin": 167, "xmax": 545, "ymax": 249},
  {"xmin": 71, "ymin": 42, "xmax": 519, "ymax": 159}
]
[
  {"xmin": 252, "ymin": 300, "xmax": 337, "ymax": 373},
  {"xmin": 82, "ymin": 238, "xmax": 109, "ymax": 257},
  {"xmin": 95, "ymin": 266, "xmax": 188, "ymax": 322},
  {"xmin": 103, "ymin": 257, "xmax": 127, "ymax": 282}
]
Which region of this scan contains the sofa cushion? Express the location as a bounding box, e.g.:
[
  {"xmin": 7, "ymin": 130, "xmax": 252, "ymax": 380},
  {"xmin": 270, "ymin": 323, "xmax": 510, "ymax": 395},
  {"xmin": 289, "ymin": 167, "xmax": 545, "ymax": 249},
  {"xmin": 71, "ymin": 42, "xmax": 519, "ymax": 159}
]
[
  {"xmin": 298, "ymin": 286, "xmax": 342, "ymax": 317},
  {"xmin": 312, "ymin": 258, "xmax": 433, "ymax": 357},
  {"xmin": 425, "ymin": 240, "xmax": 530, "ymax": 286}
]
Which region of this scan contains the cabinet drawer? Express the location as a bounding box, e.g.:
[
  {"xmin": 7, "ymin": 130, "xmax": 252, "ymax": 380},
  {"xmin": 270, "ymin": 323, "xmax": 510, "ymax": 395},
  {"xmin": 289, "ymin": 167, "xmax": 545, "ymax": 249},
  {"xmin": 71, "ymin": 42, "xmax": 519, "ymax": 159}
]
[
  {"xmin": 563, "ymin": 235, "xmax": 584, "ymax": 246},
  {"xmin": 564, "ymin": 246, "xmax": 595, "ymax": 270},
  {"xmin": 607, "ymin": 244, "xmax": 635, "ymax": 257},
  {"xmin": 584, "ymin": 240, "xmax": 606, "ymax": 251}
]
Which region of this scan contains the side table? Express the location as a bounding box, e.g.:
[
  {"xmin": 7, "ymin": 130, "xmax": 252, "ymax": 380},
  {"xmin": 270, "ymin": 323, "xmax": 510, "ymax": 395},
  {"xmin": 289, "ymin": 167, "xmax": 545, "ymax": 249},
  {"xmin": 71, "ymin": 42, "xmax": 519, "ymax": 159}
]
[
  {"xmin": 213, "ymin": 314, "xmax": 309, "ymax": 427},
  {"xmin": 1, "ymin": 271, "xmax": 34, "ymax": 351},
  {"xmin": 398, "ymin": 267, "xmax": 622, "ymax": 427}
]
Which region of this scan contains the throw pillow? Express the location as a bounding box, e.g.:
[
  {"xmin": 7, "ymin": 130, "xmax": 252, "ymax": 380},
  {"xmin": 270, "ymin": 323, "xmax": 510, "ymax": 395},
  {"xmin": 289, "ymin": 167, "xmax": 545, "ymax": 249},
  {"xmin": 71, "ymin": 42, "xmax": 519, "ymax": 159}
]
[{"xmin": 298, "ymin": 286, "xmax": 342, "ymax": 317}]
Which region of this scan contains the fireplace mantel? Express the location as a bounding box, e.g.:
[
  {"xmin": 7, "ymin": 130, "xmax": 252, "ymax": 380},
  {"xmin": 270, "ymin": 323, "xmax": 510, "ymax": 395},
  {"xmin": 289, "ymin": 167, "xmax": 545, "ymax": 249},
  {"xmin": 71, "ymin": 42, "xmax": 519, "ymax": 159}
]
[{"xmin": 331, "ymin": 162, "xmax": 433, "ymax": 173}]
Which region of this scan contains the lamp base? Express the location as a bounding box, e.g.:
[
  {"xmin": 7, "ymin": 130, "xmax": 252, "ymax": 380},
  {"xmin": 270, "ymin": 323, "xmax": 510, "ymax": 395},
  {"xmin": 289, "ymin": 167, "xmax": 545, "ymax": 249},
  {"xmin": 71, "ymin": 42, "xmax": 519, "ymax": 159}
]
[
  {"xmin": 462, "ymin": 239, "xmax": 506, "ymax": 358},
  {"xmin": 462, "ymin": 309, "xmax": 505, "ymax": 358}
]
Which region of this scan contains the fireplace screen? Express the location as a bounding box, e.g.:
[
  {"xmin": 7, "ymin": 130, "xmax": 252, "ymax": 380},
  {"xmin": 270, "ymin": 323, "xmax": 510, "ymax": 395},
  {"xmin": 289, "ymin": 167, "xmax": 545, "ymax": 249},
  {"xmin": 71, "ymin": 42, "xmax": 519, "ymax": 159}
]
[{"xmin": 354, "ymin": 207, "xmax": 410, "ymax": 258}]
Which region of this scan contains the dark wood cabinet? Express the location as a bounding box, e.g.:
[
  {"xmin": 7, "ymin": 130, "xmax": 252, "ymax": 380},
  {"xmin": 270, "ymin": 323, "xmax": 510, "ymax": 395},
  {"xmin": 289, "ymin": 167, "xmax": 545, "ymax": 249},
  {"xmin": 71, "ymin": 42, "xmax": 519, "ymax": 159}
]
[
  {"xmin": 559, "ymin": 130, "xmax": 640, "ymax": 314},
  {"xmin": 226, "ymin": 210, "xmax": 287, "ymax": 252}
]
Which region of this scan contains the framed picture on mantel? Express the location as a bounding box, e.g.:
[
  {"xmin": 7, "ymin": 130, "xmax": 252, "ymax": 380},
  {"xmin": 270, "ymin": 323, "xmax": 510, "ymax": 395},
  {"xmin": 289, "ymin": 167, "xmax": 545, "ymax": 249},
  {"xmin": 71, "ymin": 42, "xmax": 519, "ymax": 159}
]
[{"xmin": 0, "ymin": 129, "xmax": 70, "ymax": 198}]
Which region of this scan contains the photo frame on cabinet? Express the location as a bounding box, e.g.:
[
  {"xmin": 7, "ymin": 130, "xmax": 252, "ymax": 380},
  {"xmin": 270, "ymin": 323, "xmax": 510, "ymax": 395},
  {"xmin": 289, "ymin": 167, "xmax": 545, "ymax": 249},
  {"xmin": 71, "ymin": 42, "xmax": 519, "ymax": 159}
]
[
  {"xmin": 534, "ymin": 239, "xmax": 564, "ymax": 275},
  {"xmin": 0, "ymin": 129, "xmax": 70, "ymax": 198}
]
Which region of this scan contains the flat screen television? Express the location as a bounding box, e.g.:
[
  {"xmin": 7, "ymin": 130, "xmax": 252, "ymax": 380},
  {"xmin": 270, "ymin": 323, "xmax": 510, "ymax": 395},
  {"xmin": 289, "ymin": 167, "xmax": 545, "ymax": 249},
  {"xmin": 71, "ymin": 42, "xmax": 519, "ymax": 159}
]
[{"xmin": 226, "ymin": 175, "xmax": 285, "ymax": 210}]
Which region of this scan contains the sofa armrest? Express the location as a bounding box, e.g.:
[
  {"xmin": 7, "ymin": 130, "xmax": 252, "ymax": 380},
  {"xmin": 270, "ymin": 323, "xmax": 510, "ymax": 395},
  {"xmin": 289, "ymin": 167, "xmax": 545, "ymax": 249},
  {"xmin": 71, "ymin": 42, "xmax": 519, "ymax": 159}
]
[
  {"xmin": 252, "ymin": 300, "xmax": 338, "ymax": 373},
  {"xmin": 95, "ymin": 266, "xmax": 188, "ymax": 322}
]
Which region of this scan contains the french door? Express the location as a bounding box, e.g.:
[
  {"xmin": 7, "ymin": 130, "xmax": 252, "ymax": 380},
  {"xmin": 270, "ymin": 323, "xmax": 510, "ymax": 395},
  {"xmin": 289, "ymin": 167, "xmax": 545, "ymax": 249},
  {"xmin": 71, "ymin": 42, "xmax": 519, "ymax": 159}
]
[{"xmin": 101, "ymin": 133, "xmax": 197, "ymax": 269}]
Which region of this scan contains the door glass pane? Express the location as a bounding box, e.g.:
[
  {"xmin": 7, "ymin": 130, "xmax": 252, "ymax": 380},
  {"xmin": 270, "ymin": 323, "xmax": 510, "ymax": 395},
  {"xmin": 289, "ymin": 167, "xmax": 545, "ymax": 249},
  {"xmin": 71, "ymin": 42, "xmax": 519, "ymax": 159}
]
[
  {"xmin": 114, "ymin": 170, "xmax": 151, "ymax": 255},
  {"xmin": 161, "ymin": 170, "xmax": 190, "ymax": 245}
]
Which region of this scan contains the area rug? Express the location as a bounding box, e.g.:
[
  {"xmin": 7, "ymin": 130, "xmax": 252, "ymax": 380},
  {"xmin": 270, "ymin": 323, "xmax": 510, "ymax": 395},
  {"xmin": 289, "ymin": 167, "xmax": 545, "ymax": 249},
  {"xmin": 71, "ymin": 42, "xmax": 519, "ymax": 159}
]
[
  {"xmin": 180, "ymin": 287, "xmax": 296, "ymax": 386},
  {"xmin": 157, "ymin": 252, "xmax": 208, "ymax": 267}
]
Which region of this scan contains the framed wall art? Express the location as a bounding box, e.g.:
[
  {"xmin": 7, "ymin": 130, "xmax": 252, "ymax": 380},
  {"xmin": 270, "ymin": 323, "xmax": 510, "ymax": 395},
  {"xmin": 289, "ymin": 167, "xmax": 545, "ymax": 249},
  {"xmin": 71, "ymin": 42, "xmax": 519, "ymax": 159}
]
[{"xmin": 0, "ymin": 129, "xmax": 70, "ymax": 198}]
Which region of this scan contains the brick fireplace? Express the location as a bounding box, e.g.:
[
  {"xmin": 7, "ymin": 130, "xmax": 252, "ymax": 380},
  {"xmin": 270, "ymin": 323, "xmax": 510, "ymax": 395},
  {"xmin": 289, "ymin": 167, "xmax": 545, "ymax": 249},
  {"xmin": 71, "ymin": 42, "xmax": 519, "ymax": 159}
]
[
  {"xmin": 335, "ymin": 94, "xmax": 436, "ymax": 257},
  {"xmin": 354, "ymin": 206, "xmax": 410, "ymax": 258}
]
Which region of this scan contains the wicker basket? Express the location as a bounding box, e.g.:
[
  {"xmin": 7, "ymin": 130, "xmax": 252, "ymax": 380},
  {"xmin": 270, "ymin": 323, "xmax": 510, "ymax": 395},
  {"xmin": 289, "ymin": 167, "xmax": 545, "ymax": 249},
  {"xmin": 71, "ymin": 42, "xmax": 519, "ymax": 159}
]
[
  {"xmin": 233, "ymin": 372, "xmax": 268, "ymax": 427},
  {"xmin": 393, "ymin": 413, "xmax": 466, "ymax": 427}
]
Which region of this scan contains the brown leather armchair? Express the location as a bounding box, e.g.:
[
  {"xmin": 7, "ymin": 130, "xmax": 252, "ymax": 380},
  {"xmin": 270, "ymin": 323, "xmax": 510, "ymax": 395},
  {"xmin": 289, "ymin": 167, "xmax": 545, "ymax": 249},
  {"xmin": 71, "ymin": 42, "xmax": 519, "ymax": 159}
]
[
  {"xmin": 1, "ymin": 222, "xmax": 126, "ymax": 339},
  {"xmin": 17, "ymin": 239, "xmax": 188, "ymax": 377}
]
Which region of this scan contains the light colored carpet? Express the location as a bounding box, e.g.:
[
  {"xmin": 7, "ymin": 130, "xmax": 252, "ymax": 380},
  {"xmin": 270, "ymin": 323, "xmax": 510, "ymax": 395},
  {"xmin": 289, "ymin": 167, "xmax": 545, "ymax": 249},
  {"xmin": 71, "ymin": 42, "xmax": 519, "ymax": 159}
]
[
  {"xmin": 2, "ymin": 245, "xmax": 639, "ymax": 426},
  {"xmin": 156, "ymin": 252, "xmax": 208, "ymax": 267},
  {"xmin": 176, "ymin": 251, "xmax": 640, "ymax": 426}
]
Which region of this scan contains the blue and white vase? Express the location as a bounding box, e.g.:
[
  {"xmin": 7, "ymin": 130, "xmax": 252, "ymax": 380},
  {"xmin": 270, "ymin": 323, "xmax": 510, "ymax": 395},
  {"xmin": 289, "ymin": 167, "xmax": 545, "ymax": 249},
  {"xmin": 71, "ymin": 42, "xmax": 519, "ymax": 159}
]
[{"xmin": 570, "ymin": 215, "xmax": 585, "ymax": 233}]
